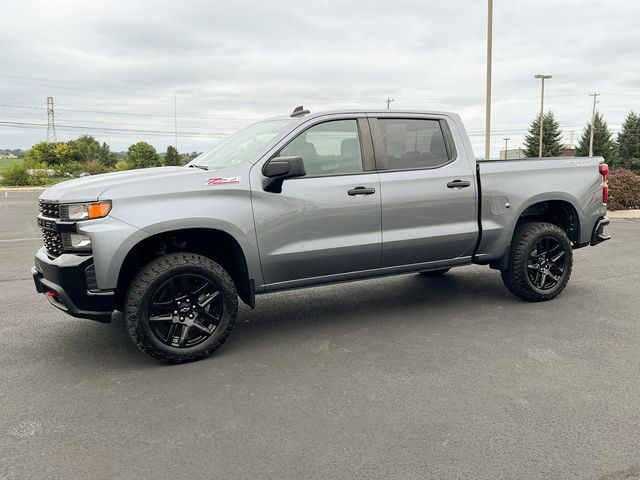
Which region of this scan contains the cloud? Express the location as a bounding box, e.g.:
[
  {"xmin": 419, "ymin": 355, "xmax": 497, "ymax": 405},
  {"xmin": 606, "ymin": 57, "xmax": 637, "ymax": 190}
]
[{"xmin": 1, "ymin": 0, "xmax": 638, "ymax": 155}]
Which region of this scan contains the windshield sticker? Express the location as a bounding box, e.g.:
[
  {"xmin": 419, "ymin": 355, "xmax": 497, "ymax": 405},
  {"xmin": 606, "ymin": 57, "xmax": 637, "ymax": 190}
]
[{"xmin": 205, "ymin": 176, "xmax": 241, "ymax": 186}]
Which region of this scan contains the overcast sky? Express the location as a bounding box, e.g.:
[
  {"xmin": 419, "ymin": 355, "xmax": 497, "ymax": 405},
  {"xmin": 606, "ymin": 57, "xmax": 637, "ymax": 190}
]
[{"xmin": 1, "ymin": 0, "xmax": 639, "ymax": 157}]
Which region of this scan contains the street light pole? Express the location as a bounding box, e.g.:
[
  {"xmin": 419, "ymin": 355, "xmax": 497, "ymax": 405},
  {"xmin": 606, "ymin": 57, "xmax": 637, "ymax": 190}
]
[
  {"xmin": 588, "ymin": 92, "xmax": 600, "ymax": 157},
  {"xmin": 503, "ymin": 137, "xmax": 510, "ymax": 159},
  {"xmin": 484, "ymin": 0, "xmax": 493, "ymax": 160},
  {"xmin": 534, "ymin": 74, "xmax": 552, "ymax": 158}
]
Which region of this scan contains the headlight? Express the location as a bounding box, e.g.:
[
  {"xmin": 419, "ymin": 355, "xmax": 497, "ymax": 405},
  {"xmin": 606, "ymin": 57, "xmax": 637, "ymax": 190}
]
[{"xmin": 62, "ymin": 201, "xmax": 112, "ymax": 221}]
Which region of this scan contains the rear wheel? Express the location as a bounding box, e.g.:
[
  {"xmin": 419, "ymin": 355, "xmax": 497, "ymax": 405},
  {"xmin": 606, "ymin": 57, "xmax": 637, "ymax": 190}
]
[
  {"xmin": 125, "ymin": 253, "xmax": 238, "ymax": 363},
  {"xmin": 419, "ymin": 268, "xmax": 451, "ymax": 276},
  {"xmin": 501, "ymin": 222, "xmax": 573, "ymax": 302}
]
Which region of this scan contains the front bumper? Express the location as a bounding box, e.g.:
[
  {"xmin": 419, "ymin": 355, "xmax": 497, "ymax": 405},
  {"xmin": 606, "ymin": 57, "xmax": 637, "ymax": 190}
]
[{"xmin": 32, "ymin": 247, "xmax": 114, "ymax": 322}]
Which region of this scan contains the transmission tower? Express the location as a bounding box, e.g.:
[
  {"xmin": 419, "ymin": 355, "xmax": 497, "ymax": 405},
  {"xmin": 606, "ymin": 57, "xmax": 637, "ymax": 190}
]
[{"xmin": 46, "ymin": 96, "xmax": 57, "ymax": 142}]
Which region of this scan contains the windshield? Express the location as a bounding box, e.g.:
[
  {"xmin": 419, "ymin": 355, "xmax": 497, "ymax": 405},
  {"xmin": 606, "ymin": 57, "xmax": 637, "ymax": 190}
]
[{"xmin": 188, "ymin": 119, "xmax": 296, "ymax": 169}]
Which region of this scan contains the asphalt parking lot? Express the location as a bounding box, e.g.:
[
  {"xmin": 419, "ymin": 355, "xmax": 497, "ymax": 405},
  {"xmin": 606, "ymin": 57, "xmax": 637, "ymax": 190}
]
[{"xmin": 0, "ymin": 190, "xmax": 638, "ymax": 480}]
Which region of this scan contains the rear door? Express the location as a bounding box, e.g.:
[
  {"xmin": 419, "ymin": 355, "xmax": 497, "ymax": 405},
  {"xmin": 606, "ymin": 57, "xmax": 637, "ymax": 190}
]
[
  {"xmin": 369, "ymin": 115, "xmax": 478, "ymax": 267},
  {"xmin": 251, "ymin": 117, "xmax": 382, "ymax": 286}
]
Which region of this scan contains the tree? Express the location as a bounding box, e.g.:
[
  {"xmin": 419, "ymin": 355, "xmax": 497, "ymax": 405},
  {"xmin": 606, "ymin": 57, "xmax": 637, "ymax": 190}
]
[
  {"xmin": 575, "ymin": 111, "xmax": 617, "ymax": 164},
  {"xmin": 163, "ymin": 145, "xmax": 181, "ymax": 166},
  {"xmin": 23, "ymin": 142, "xmax": 57, "ymax": 167},
  {"xmin": 617, "ymin": 111, "xmax": 640, "ymax": 174},
  {"xmin": 126, "ymin": 142, "xmax": 161, "ymax": 169},
  {"xmin": 523, "ymin": 111, "xmax": 564, "ymax": 157},
  {"xmin": 71, "ymin": 135, "xmax": 117, "ymax": 168},
  {"xmin": 53, "ymin": 142, "xmax": 79, "ymax": 165}
]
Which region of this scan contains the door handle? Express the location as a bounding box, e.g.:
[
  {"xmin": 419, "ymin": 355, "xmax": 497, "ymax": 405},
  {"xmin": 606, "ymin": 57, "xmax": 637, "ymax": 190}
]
[
  {"xmin": 446, "ymin": 180, "xmax": 471, "ymax": 189},
  {"xmin": 348, "ymin": 186, "xmax": 376, "ymax": 196}
]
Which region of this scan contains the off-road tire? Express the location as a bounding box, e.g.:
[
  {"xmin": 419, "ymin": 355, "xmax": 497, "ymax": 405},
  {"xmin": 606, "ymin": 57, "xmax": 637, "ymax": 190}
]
[
  {"xmin": 501, "ymin": 222, "xmax": 573, "ymax": 302},
  {"xmin": 125, "ymin": 253, "xmax": 238, "ymax": 363},
  {"xmin": 419, "ymin": 268, "xmax": 451, "ymax": 276}
]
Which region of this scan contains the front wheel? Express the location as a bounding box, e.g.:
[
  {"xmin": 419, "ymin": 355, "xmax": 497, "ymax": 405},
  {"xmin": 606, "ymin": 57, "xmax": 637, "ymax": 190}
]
[
  {"xmin": 125, "ymin": 253, "xmax": 238, "ymax": 363},
  {"xmin": 501, "ymin": 222, "xmax": 573, "ymax": 302}
]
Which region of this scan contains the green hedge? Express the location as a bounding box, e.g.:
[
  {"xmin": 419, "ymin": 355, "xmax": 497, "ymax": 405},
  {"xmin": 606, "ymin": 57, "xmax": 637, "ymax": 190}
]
[{"xmin": 608, "ymin": 168, "xmax": 640, "ymax": 210}]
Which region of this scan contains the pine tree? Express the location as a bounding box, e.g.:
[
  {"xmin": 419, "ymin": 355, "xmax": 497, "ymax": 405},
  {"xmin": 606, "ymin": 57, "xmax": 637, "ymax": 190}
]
[
  {"xmin": 524, "ymin": 111, "xmax": 564, "ymax": 157},
  {"xmin": 575, "ymin": 111, "xmax": 617, "ymax": 164},
  {"xmin": 164, "ymin": 145, "xmax": 181, "ymax": 166},
  {"xmin": 617, "ymin": 111, "xmax": 640, "ymax": 174}
]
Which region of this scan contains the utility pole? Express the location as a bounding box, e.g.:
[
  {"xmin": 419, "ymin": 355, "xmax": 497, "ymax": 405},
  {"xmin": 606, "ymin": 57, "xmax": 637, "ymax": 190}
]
[
  {"xmin": 502, "ymin": 138, "xmax": 510, "ymax": 159},
  {"xmin": 385, "ymin": 97, "xmax": 395, "ymax": 110},
  {"xmin": 588, "ymin": 92, "xmax": 600, "ymax": 157},
  {"xmin": 484, "ymin": 0, "xmax": 493, "ymax": 160},
  {"xmin": 174, "ymin": 95, "xmax": 178, "ymax": 151},
  {"xmin": 534, "ymin": 74, "xmax": 552, "ymax": 157},
  {"xmin": 46, "ymin": 96, "xmax": 57, "ymax": 143}
]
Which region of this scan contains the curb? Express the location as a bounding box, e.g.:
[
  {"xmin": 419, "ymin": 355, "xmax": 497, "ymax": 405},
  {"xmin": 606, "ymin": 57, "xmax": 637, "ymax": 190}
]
[
  {"xmin": 608, "ymin": 210, "xmax": 640, "ymax": 219},
  {"xmin": 0, "ymin": 187, "xmax": 47, "ymax": 193}
]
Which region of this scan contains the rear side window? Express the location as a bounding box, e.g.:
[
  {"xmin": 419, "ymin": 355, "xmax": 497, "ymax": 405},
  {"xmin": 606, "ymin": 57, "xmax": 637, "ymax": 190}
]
[{"xmin": 377, "ymin": 119, "xmax": 453, "ymax": 170}]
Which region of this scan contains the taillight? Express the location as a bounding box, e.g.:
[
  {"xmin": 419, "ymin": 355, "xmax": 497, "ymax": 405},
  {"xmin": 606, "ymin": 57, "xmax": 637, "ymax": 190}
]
[{"xmin": 599, "ymin": 163, "xmax": 609, "ymax": 204}]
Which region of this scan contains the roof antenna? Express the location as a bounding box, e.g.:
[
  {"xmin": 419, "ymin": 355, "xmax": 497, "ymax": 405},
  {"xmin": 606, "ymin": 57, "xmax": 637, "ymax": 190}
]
[{"xmin": 290, "ymin": 105, "xmax": 310, "ymax": 118}]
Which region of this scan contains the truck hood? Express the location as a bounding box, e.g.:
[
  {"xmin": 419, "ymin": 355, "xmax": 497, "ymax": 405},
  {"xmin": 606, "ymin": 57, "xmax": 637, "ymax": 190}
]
[{"xmin": 39, "ymin": 167, "xmax": 201, "ymax": 203}]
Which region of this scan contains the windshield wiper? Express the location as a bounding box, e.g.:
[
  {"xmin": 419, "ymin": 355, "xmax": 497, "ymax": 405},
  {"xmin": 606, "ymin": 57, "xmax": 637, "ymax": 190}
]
[{"xmin": 188, "ymin": 164, "xmax": 209, "ymax": 170}]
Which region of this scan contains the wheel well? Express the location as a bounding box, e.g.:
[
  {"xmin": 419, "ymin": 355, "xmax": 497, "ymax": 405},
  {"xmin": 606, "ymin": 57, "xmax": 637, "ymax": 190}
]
[
  {"xmin": 115, "ymin": 228, "xmax": 253, "ymax": 310},
  {"xmin": 517, "ymin": 200, "xmax": 580, "ymax": 244},
  {"xmin": 489, "ymin": 200, "xmax": 580, "ymax": 271}
]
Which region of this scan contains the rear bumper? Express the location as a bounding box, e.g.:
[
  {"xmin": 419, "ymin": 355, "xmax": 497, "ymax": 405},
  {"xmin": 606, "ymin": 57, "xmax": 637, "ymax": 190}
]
[
  {"xmin": 590, "ymin": 216, "xmax": 611, "ymax": 246},
  {"xmin": 32, "ymin": 247, "xmax": 114, "ymax": 323}
]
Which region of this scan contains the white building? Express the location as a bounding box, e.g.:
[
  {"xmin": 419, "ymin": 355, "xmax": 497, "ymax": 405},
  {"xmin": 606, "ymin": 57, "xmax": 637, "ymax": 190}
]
[{"xmin": 499, "ymin": 148, "xmax": 525, "ymax": 160}]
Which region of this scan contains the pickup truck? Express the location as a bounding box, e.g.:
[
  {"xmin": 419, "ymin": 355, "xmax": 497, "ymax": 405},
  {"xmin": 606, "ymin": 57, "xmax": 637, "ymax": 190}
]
[{"xmin": 32, "ymin": 108, "xmax": 610, "ymax": 363}]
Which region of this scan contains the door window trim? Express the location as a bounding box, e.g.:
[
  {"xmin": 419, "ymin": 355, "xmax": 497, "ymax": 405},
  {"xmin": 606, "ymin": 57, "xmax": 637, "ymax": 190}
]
[{"xmin": 368, "ymin": 117, "xmax": 458, "ymax": 173}]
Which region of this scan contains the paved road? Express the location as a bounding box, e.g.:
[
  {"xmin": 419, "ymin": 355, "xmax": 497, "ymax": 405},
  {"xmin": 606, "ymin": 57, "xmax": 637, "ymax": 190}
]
[{"xmin": 0, "ymin": 191, "xmax": 638, "ymax": 480}]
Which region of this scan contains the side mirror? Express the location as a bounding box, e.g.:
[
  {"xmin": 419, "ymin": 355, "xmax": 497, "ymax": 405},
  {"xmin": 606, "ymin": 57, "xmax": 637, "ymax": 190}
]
[{"xmin": 262, "ymin": 156, "xmax": 306, "ymax": 193}]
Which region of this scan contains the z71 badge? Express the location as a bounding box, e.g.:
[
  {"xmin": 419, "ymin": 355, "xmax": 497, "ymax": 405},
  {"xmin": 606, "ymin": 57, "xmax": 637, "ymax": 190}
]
[{"xmin": 205, "ymin": 176, "xmax": 241, "ymax": 186}]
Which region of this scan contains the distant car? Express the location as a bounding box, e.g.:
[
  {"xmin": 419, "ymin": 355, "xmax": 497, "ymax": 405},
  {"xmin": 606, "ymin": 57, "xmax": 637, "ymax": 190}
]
[
  {"xmin": 78, "ymin": 172, "xmax": 91, "ymax": 177},
  {"xmin": 32, "ymin": 108, "xmax": 610, "ymax": 363}
]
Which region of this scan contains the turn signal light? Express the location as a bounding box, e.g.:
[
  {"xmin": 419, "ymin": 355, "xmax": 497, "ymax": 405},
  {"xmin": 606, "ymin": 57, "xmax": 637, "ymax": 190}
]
[
  {"xmin": 87, "ymin": 201, "xmax": 112, "ymax": 219},
  {"xmin": 46, "ymin": 291, "xmax": 58, "ymax": 297}
]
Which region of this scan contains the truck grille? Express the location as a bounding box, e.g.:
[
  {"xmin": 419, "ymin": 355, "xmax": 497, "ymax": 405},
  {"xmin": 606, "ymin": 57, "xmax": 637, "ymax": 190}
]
[
  {"xmin": 42, "ymin": 228, "xmax": 65, "ymax": 256},
  {"xmin": 39, "ymin": 201, "xmax": 60, "ymax": 219},
  {"xmin": 39, "ymin": 201, "xmax": 64, "ymax": 256}
]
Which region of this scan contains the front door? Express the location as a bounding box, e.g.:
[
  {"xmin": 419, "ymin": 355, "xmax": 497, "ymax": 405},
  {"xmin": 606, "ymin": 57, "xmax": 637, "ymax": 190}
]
[{"xmin": 251, "ymin": 118, "xmax": 382, "ymax": 286}]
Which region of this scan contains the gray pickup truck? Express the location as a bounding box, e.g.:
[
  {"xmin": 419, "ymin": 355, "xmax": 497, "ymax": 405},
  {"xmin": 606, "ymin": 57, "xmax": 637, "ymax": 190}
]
[{"xmin": 32, "ymin": 108, "xmax": 610, "ymax": 363}]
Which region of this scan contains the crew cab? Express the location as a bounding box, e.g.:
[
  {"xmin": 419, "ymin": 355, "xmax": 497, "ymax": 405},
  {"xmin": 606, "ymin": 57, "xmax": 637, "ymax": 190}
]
[{"xmin": 32, "ymin": 108, "xmax": 610, "ymax": 363}]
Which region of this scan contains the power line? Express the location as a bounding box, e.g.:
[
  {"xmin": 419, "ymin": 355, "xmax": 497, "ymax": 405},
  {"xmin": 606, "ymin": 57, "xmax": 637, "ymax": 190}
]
[
  {"xmin": 0, "ymin": 103, "xmax": 260, "ymax": 121},
  {"xmin": 0, "ymin": 120, "xmax": 231, "ymax": 138}
]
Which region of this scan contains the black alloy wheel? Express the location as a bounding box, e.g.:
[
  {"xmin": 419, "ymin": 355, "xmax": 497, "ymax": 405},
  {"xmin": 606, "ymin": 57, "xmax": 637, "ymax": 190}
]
[
  {"xmin": 147, "ymin": 274, "xmax": 223, "ymax": 349},
  {"xmin": 526, "ymin": 237, "xmax": 568, "ymax": 291}
]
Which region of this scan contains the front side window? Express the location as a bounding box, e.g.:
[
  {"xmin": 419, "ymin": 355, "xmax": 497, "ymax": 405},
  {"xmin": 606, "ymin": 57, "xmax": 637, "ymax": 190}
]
[
  {"xmin": 279, "ymin": 120, "xmax": 363, "ymax": 176},
  {"xmin": 378, "ymin": 119, "xmax": 451, "ymax": 170}
]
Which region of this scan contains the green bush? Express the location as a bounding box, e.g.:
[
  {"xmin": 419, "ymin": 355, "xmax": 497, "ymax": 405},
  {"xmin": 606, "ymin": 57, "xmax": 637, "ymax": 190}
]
[
  {"xmin": 84, "ymin": 159, "xmax": 111, "ymax": 175},
  {"xmin": 608, "ymin": 168, "xmax": 640, "ymax": 210},
  {"xmin": 1, "ymin": 163, "xmax": 31, "ymax": 186}
]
